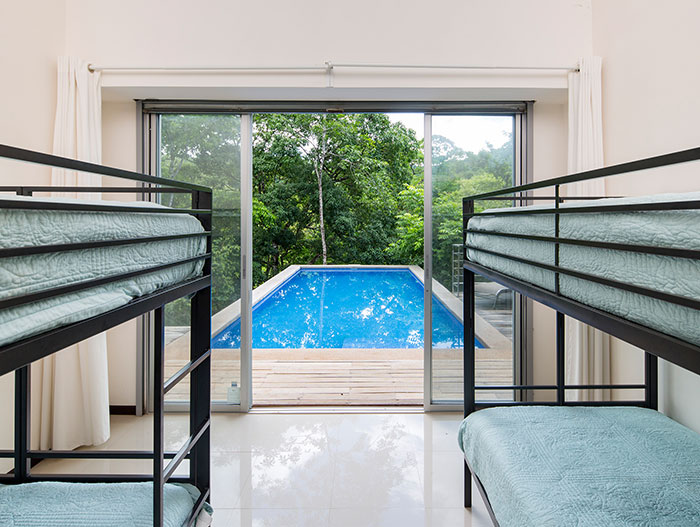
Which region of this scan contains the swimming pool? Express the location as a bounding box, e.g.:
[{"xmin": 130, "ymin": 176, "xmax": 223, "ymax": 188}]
[{"xmin": 211, "ymin": 268, "xmax": 482, "ymax": 349}]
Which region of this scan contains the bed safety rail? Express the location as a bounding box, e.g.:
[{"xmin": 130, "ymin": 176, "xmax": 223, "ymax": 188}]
[
  {"xmin": 463, "ymin": 145, "xmax": 700, "ymax": 407},
  {"xmin": 0, "ymin": 143, "xmax": 213, "ymax": 527}
]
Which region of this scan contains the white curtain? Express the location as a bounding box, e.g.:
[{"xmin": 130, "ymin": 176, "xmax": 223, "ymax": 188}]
[
  {"xmin": 565, "ymin": 56, "xmax": 610, "ymax": 402},
  {"xmin": 31, "ymin": 57, "xmax": 110, "ymax": 450}
]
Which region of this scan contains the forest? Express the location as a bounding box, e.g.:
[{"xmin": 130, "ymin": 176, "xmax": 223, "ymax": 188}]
[{"xmin": 160, "ymin": 113, "xmax": 513, "ymax": 325}]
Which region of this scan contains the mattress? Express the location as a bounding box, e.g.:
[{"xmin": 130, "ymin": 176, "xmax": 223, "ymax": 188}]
[
  {"xmin": 458, "ymin": 406, "xmax": 700, "ymax": 526},
  {"xmin": 467, "ymin": 192, "xmax": 700, "ymax": 346},
  {"xmin": 0, "ymin": 482, "xmax": 212, "ymax": 527},
  {"xmin": 0, "ymin": 195, "xmax": 206, "ymax": 347}
]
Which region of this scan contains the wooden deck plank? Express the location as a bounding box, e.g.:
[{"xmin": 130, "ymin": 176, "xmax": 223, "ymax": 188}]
[{"xmin": 164, "ymin": 352, "xmax": 513, "ymax": 406}]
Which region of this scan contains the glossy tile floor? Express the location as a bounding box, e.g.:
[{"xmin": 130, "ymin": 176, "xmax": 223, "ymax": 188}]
[{"xmin": 35, "ymin": 411, "xmax": 493, "ymax": 526}]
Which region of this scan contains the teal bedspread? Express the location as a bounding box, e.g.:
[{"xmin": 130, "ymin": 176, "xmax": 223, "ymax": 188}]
[
  {"xmin": 458, "ymin": 406, "xmax": 700, "ymax": 526},
  {"xmin": 0, "ymin": 482, "xmax": 209, "ymax": 526},
  {"xmin": 467, "ymin": 192, "xmax": 700, "ymax": 346},
  {"xmin": 0, "ymin": 195, "xmax": 206, "ymax": 347}
]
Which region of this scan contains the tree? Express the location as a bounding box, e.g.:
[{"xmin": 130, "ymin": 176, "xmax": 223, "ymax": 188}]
[{"xmin": 252, "ymin": 113, "xmax": 423, "ymax": 277}]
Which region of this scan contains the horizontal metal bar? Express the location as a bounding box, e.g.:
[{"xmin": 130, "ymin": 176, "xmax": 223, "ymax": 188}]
[
  {"xmin": 0, "ymin": 276, "xmax": 211, "ymax": 373},
  {"xmin": 332, "ymin": 62, "xmax": 576, "ymax": 71},
  {"xmin": 93, "ymin": 65, "xmax": 329, "ymax": 72},
  {"xmin": 0, "ymin": 450, "xmax": 12, "ymax": 458},
  {"xmin": 464, "ymin": 259, "xmax": 700, "ymax": 375},
  {"xmin": 25, "ymin": 474, "xmax": 192, "ymax": 483},
  {"xmin": 0, "ymin": 143, "xmax": 211, "ymax": 192},
  {"xmin": 27, "ymin": 450, "xmax": 183, "ymax": 460},
  {"xmin": 475, "ymin": 384, "xmax": 646, "ymax": 391},
  {"xmin": 475, "ymin": 401, "xmax": 553, "ymax": 407},
  {"xmin": 475, "ymin": 385, "xmax": 558, "ymax": 390},
  {"xmin": 564, "ymin": 384, "xmax": 647, "ymax": 390},
  {"xmin": 0, "ymin": 253, "xmax": 210, "ymax": 310},
  {"xmin": 0, "ymin": 232, "xmax": 210, "ymax": 259},
  {"xmin": 466, "ymin": 199, "xmax": 700, "ymax": 218},
  {"xmin": 164, "ymin": 350, "xmax": 211, "ymax": 395},
  {"xmin": 466, "ymin": 245, "xmax": 700, "ymax": 311},
  {"xmin": 479, "ymin": 196, "xmax": 617, "ymax": 201},
  {"xmin": 463, "ymin": 146, "xmax": 700, "ymax": 200},
  {"xmin": 142, "ymin": 99, "xmax": 529, "ymax": 115},
  {"xmin": 163, "ymin": 418, "xmax": 210, "ymax": 482},
  {"xmin": 467, "ymin": 229, "xmax": 700, "ymax": 260},
  {"xmin": 0, "ymin": 186, "xmax": 193, "ymax": 194},
  {"xmin": 563, "ymin": 401, "xmax": 649, "ymax": 406},
  {"xmin": 0, "ymin": 197, "xmax": 210, "ymax": 215},
  {"xmin": 474, "ymin": 400, "xmax": 648, "ymax": 409},
  {"xmin": 94, "ymin": 63, "xmax": 574, "ymax": 72}
]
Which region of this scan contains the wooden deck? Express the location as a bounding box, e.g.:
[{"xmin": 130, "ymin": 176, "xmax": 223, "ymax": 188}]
[{"xmin": 165, "ymin": 348, "xmax": 513, "ymax": 406}]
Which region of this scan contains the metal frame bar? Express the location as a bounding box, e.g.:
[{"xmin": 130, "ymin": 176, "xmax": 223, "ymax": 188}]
[
  {"xmin": 141, "ymin": 100, "xmax": 530, "ymax": 115},
  {"xmin": 460, "ymin": 147, "xmax": 700, "ymax": 523},
  {"xmin": 0, "ymin": 143, "xmax": 209, "ymax": 191},
  {"xmin": 0, "ymin": 254, "xmax": 210, "ymax": 311},
  {"xmin": 423, "ymin": 113, "xmax": 433, "ymax": 410},
  {"xmin": 425, "ymin": 110, "xmax": 528, "ymax": 411},
  {"xmin": 0, "ymin": 144, "xmax": 213, "ymax": 527},
  {"xmin": 240, "ymin": 113, "xmax": 254, "ymax": 412},
  {"xmin": 0, "ymin": 232, "xmax": 210, "ymax": 259}
]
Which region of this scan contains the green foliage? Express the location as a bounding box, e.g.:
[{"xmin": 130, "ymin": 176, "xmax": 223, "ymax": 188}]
[
  {"xmin": 252, "ymin": 113, "xmax": 423, "ymax": 278},
  {"xmin": 158, "ymin": 113, "xmax": 513, "ymax": 324},
  {"xmin": 160, "ymin": 114, "xmax": 242, "ymax": 325},
  {"xmin": 392, "ymin": 135, "xmax": 514, "ymax": 289}
]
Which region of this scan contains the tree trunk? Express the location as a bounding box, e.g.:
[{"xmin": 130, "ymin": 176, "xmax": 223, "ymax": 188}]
[{"xmin": 315, "ymin": 117, "xmax": 328, "ymax": 265}]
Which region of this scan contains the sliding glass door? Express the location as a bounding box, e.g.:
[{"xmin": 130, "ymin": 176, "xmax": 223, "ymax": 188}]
[
  {"xmin": 148, "ymin": 112, "xmax": 249, "ymax": 410},
  {"xmin": 143, "ymin": 103, "xmax": 527, "ymax": 412},
  {"xmin": 424, "ymin": 112, "xmax": 526, "ymax": 408}
]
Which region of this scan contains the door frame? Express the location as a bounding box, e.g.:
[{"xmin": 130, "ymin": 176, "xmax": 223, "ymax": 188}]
[
  {"xmin": 140, "ymin": 101, "xmax": 530, "ymax": 413},
  {"xmin": 422, "ymin": 108, "xmax": 531, "ymax": 411}
]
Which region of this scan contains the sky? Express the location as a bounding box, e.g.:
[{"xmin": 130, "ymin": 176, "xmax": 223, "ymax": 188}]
[{"xmin": 387, "ymin": 113, "xmax": 513, "ymax": 154}]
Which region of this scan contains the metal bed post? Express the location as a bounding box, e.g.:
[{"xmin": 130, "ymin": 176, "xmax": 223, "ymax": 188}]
[
  {"xmin": 645, "ymin": 352, "xmax": 658, "ymax": 410},
  {"xmin": 190, "ymin": 189, "xmax": 212, "ymax": 502},
  {"xmin": 554, "ymin": 185, "xmax": 566, "ymax": 405},
  {"xmin": 14, "ymin": 186, "xmax": 33, "ymax": 484},
  {"xmin": 153, "ymin": 306, "xmax": 165, "ymax": 527},
  {"xmin": 463, "ymin": 197, "xmax": 475, "ymax": 508},
  {"xmin": 14, "ymin": 366, "xmax": 30, "ymax": 483},
  {"xmin": 556, "ymin": 313, "xmax": 566, "ymax": 404}
]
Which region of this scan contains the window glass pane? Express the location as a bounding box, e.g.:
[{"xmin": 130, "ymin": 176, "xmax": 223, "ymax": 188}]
[
  {"xmin": 160, "ymin": 114, "xmax": 241, "ymax": 404},
  {"xmin": 430, "ymin": 115, "xmax": 515, "ymax": 404}
]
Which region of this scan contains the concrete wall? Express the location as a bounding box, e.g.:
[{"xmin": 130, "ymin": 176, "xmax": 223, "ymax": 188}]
[{"xmin": 591, "ymin": 0, "xmax": 700, "ymax": 433}]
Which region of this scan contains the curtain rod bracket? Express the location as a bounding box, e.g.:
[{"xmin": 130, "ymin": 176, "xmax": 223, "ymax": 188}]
[{"xmin": 325, "ymin": 61, "xmax": 334, "ymax": 88}]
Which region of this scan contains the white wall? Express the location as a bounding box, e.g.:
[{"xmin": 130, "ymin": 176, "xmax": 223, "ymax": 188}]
[
  {"xmin": 65, "ymin": 0, "xmax": 591, "ymax": 69},
  {"xmin": 64, "ymin": 0, "xmax": 591, "ymax": 102},
  {"xmin": 102, "ymin": 102, "xmax": 140, "ymax": 406},
  {"xmin": 592, "ymin": 0, "xmax": 700, "ymax": 432},
  {"xmin": 0, "ymin": 0, "xmax": 67, "ymax": 470}
]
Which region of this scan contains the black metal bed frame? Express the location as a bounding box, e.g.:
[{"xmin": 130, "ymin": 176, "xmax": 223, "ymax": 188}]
[
  {"xmin": 461, "ymin": 146, "xmax": 700, "ymax": 526},
  {"xmin": 0, "ymin": 144, "xmax": 213, "ymax": 527}
]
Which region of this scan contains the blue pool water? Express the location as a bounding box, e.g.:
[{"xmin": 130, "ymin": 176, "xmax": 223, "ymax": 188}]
[{"xmin": 211, "ymin": 268, "xmax": 482, "ymax": 349}]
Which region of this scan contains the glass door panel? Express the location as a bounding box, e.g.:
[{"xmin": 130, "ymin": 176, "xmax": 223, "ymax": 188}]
[
  {"xmin": 159, "ymin": 114, "xmax": 242, "ymax": 406},
  {"xmin": 429, "ymin": 115, "xmax": 516, "ymax": 405}
]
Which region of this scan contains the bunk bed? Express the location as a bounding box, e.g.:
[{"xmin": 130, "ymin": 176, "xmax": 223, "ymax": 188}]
[
  {"xmin": 459, "ymin": 147, "xmax": 700, "ymax": 527},
  {"xmin": 0, "ymin": 144, "xmax": 213, "ymax": 527}
]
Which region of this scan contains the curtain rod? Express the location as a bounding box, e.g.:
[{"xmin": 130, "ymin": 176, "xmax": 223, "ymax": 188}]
[{"xmin": 88, "ymin": 62, "xmax": 579, "ymax": 73}]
